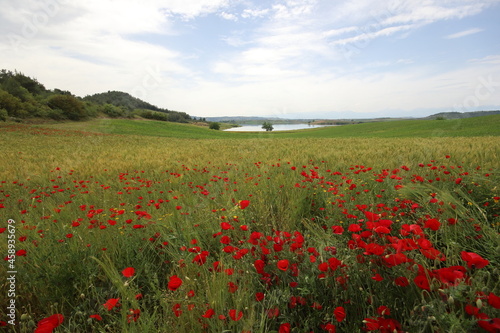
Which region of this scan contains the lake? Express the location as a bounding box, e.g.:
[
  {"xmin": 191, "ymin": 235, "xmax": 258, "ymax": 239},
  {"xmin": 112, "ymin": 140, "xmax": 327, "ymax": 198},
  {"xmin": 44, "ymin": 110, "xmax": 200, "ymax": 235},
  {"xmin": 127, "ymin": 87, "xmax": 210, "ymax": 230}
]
[{"xmin": 224, "ymin": 123, "xmax": 336, "ymax": 132}]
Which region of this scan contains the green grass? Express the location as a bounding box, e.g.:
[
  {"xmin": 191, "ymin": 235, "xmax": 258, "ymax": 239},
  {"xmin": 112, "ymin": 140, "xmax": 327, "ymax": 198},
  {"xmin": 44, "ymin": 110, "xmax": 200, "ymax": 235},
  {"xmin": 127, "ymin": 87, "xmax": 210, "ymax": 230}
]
[
  {"xmin": 0, "ymin": 119, "xmax": 499, "ymax": 332},
  {"xmin": 35, "ymin": 115, "xmax": 500, "ymax": 139}
]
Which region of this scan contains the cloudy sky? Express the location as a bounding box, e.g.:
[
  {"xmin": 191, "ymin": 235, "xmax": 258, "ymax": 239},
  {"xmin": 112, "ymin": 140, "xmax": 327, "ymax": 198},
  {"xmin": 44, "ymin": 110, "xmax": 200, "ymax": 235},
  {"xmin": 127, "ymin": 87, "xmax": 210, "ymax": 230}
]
[{"xmin": 1, "ymin": 0, "xmax": 500, "ymax": 119}]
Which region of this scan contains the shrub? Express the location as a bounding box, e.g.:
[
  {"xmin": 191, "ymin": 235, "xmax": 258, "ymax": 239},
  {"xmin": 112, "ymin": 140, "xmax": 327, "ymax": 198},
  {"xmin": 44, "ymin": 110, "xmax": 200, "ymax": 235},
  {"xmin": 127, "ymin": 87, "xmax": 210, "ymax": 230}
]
[
  {"xmin": 101, "ymin": 104, "xmax": 125, "ymax": 118},
  {"xmin": 47, "ymin": 94, "xmax": 87, "ymax": 121},
  {"xmin": 209, "ymin": 122, "xmax": 220, "ymax": 130},
  {"xmin": 0, "ymin": 108, "xmax": 7, "ymax": 121}
]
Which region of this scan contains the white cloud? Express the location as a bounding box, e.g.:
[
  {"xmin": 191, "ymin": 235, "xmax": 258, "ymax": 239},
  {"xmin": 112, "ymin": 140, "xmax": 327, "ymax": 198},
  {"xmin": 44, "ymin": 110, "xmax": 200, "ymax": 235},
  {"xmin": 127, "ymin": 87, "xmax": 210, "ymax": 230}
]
[
  {"xmin": 469, "ymin": 55, "xmax": 500, "ymax": 65},
  {"xmin": 160, "ymin": 0, "xmax": 230, "ymax": 20},
  {"xmin": 219, "ymin": 11, "xmax": 238, "ymax": 21},
  {"xmin": 445, "ymin": 28, "xmax": 483, "ymax": 39},
  {"xmin": 241, "ymin": 8, "xmax": 270, "ymax": 19},
  {"xmin": 1, "ymin": 0, "xmax": 499, "ymax": 118}
]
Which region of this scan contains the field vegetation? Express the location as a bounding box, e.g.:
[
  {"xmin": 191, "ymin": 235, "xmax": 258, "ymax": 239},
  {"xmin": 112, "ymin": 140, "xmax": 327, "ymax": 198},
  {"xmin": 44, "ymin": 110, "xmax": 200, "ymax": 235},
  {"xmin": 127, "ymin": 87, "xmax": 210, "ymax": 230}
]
[{"xmin": 0, "ymin": 119, "xmax": 499, "ymax": 332}]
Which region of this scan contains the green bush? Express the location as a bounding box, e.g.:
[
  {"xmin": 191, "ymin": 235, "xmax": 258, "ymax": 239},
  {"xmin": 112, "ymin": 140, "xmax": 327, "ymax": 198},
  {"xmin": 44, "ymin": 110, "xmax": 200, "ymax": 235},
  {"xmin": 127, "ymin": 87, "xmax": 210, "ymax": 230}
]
[
  {"xmin": 0, "ymin": 108, "xmax": 7, "ymax": 121},
  {"xmin": 101, "ymin": 104, "xmax": 126, "ymax": 118},
  {"xmin": 47, "ymin": 94, "xmax": 87, "ymax": 121},
  {"xmin": 209, "ymin": 122, "xmax": 220, "ymax": 130}
]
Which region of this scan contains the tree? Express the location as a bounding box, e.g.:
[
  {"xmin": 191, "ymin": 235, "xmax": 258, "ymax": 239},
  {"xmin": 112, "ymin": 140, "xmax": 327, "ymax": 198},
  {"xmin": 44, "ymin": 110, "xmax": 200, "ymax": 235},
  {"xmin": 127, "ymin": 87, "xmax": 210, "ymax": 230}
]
[
  {"xmin": 209, "ymin": 122, "xmax": 220, "ymax": 130},
  {"xmin": 0, "ymin": 108, "xmax": 7, "ymax": 121},
  {"xmin": 47, "ymin": 94, "xmax": 87, "ymax": 121},
  {"xmin": 262, "ymin": 122, "xmax": 274, "ymax": 131}
]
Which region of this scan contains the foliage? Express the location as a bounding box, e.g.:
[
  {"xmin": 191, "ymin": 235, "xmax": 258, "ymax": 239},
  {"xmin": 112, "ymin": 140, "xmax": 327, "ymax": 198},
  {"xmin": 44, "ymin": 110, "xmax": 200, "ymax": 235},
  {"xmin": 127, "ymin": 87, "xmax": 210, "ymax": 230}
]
[
  {"xmin": 136, "ymin": 110, "xmax": 169, "ymax": 121},
  {"xmin": 84, "ymin": 91, "xmax": 191, "ymax": 123},
  {"xmin": 0, "ymin": 90, "xmax": 24, "ymax": 117},
  {"xmin": 0, "ymin": 69, "xmax": 190, "ymax": 124},
  {"xmin": 209, "ymin": 122, "xmax": 220, "ymax": 130},
  {"xmin": 47, "ymin": 94, "xmax": 88, "ymax": 121},
  {"xmin": 262, "ymin": 121, "xmax": 274, "ymax": 131},
  {"xmin": 100, "ymin": 104, "xmax": 126, "ymax": 118},
  {"xmin": 0, "ymin": 108, "xmax": 7, "ymax": 121}
]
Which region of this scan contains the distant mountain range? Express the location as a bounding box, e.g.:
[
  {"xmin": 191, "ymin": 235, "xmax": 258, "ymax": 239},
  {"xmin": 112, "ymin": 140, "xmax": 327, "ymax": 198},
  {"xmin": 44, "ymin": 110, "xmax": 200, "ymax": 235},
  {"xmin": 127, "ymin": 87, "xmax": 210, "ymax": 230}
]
[
  {"xmin": 202, "ymin": 116, "xmax": 283, "ymax": 122},
  {"xmin": 202, "ymin": 110, "xmax": 500, "ymax": 123},
  {"xmin": 423, "ymin": 110, "xmax": 500, "ymax": 120}
]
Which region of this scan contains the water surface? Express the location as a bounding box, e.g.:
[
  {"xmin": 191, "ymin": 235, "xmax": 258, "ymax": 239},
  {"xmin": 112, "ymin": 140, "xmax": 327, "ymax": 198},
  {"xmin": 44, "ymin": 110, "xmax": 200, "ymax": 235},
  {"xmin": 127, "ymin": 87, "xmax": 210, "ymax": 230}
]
[{"xmin": 224, "ymin": 124, "xmax": 335, "ymax": 132}]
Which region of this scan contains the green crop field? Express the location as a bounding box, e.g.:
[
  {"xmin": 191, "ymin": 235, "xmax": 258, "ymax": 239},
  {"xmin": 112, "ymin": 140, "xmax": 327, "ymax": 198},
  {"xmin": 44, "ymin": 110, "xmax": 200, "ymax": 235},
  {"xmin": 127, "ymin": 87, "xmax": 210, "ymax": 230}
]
[
  {"xmin": 33, "ymin": 114, "xmax": 500, "ymax": 138},
  {"xmin": 0, "ymin": 118, "xmax": 499, "ymax": 333}
]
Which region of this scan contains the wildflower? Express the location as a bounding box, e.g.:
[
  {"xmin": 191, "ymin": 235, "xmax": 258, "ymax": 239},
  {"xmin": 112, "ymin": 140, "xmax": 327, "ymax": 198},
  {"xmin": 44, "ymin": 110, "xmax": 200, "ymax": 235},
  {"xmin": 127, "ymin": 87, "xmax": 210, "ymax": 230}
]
[
  {"xmin": 228, "ymin": 282, "xmax": 238, "ymax": 293},
  {"xmin": 238, "ymin": 200, "xmax": 250, "ymax": 209},
  {"xmin": 172, "ymin": 303, "xmax": 182, "ymax": 317},
  {"xmin": 127, "ymin": 309, "xmax": 140, "ymax": 323},
  {"xmin": 202, "ymin": 308, "xmax": 215, "ymax": 318},
  {"xmin": 334, "ymin": 306, "xmax": 346, "ymax": 322},
  {"xmin": 228, "ymin": 309, "xmax": 243, "ymax": 321},
  {"xmin": 168, "ymin": 275, "xmax": 183, "ymax": 291},
  {"xmin": 279, "ymin": 323, "xmax": 291, "ymax": 333},
  {"xmin": 121, "ymin": 267, "xmax": 135, "ymax": 278},
  {"xmin": 34, "ymin": 314, "xmax": 64, "ymax": 333},
  {"xmin": 103, "ymin": 298, "xmax": 120, "ymax": 311},
  {"xmin": 424, "ymin": 218, "xmax": 440, "ymax": 231},
  {"xmin": 461, "ymin": 251, "xmax": 489, "ymax": 269},
  {"xmin": 277, "ymin": 259, "xmax": 289, "ymax": 271},
  {"xmin": 488, "ymin": 292, "xmax": 500, "ymax": 309},
  {"xmin": 255, "ymin": 292, "xmax": 265, "ymax": 302}
]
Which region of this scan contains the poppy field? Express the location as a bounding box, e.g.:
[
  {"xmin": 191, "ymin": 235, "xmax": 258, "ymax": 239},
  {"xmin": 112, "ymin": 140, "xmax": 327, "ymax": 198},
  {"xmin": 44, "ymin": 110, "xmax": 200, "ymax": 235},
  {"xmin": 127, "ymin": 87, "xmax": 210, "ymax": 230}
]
[{"xmin": 1, "ymin": 123, "xmax": 499, "ymax": 332}]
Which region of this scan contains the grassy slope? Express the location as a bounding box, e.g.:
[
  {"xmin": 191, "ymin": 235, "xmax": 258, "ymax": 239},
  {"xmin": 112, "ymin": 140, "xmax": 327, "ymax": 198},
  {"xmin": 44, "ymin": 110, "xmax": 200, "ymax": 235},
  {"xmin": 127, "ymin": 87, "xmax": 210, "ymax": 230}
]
[{"xmin": 37, "ymin": 114, "xmax": 500, "ymax": 139}]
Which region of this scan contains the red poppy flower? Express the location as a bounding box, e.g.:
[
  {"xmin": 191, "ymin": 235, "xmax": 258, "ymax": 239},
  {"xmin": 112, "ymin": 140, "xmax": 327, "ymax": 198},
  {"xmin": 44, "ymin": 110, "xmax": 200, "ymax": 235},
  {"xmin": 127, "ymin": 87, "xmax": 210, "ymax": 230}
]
[
  {"xmin": 334, "ymin": 306, "xmax": 346, "ymax": 322},
  {"xmin": 279, "ymin": 323, "xmax": 291, "ymax": 333},
  {"xmin": 228, "ymin": 281, "xmax": 238, "ymax": 293},
  {"xmin": 127, "ymin": 309, "xmax": 141, "ymax": 323},
  {"xmin": 192, "ymin": 251, "xmax": 209, "ymax": 265},
  {"xmin": 424, "ymin": 218, "xmax": 440, "ymax": 231},
  {"xmin": 229, "ymin": 309, "xmax": 243, "ymax": 321},
  {"xmin": 478, "ymin": 318, "xmax": 500, "ymax": 333},
  {"xmin": 323, "ymin": 322, "xmax": 336, "ymax": 333},
  {"xmin": 103, "ymin": 298, "xmax": 120, "ymax": 311},
  {"xmin": 331, "ymin": 225, "xmax": 344, "ymax": 234},
  {"xmin": 434, "ymin": 266, "xmax": 465, "ymax": 286},
  {"xmin": 238, "ymin": 200, "xmax": 250, "ymax": 209},
  {"xmin": 121, "ymin": 267, "xmax": 135, "ymax": 278},
  {"xmin": 363, "ymin": 211, "xmax": 380, "ymax": 222},
  {"xmin": 465, "ymin": 304, "xmax": 480, "ymax": 316},
  {"xmin": 277, "ymin": 259, "xmax": 289, "ymax": 271},
  {"xmin": 254, "ymin": 259, "xmax": 265, "ymax": 274},
  {"xmin": 34, "ymin": 314, "xmax": 64, "ymax": 333},
  {"xmin": 461, "ymin": 251, "xmax": 489, "ymax": 269},
  {"xmin": 89, "ymin": 314, "xmax": 102, "ymax": 321},
  {"xmin": 348, "ymin": 224, "xmax": 362, "ymax": 232},
  {"xmin": 488, "ymin": 292, "xmax": 500, "ymax": 309},
  {"xmin": 255, "ymin": 292, "xmax": 265, "ymax": 302},
  {"xmin": 377, "ymin": 305, "xmax": 390, "ymax": 316},
  {"xmin": 328, "ymin": 257, "xmax": 342, "ymax": 271},
  {"xmin": 168, "ymin": 275, "xmax": 183, "ymax": 291},
  {"xmin": 266, "ymin": 307, "xmax": 279, "ymax": 318},
  {"xmin": 394, "ymin": 276, "xmax": 409, "ymax": 287},
  {"xmin": 202, "ymin": 308, "xmax": 215, "ymax": 318},
  {"xmin": 414, "ymin": 275, "xmax": 430, "ymax": 291},
  {"xmin": 172, "ymin": 303, "xmax": 182, "ymax": 317}
]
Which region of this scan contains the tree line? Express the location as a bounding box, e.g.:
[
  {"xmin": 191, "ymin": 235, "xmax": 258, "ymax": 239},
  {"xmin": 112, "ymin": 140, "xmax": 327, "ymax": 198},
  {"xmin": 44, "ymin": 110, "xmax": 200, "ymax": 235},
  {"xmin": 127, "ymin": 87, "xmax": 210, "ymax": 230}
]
[{"xmin": 0, "ymin": 69, "xmax": 191, "ymax": 123}]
